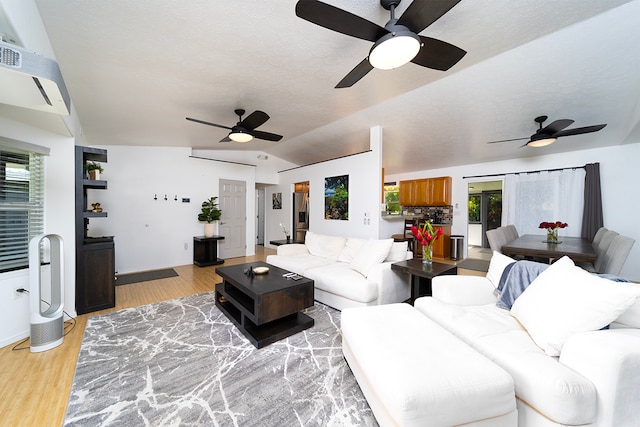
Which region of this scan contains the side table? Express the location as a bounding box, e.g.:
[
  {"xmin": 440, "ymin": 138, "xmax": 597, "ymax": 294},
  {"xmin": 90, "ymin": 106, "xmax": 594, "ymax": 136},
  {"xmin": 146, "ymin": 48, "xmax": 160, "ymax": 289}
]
[
  {"xmin": 193, "ymin": 235, "xmax": 224, "ymax": 266},
  {"xmin": 391, "ymin": 259, "xmax": 457, "ymax": 304},
  {"xmin": 269, "ymin": 239, "xmax": 305, "ymax": 246}
]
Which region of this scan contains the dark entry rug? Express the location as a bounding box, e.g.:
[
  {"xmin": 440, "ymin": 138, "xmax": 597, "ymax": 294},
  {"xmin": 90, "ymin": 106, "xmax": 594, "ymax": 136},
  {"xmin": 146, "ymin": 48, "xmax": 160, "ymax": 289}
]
[
  {"xmin": 115, "ymin": 268, "xmax": 178, "ymax": 286},
  {"xmin": 457, "ymin": 258, "xmax": 490, "ymax": 272},
  {"xmin": 64, "ymin": 292, "xmax": 376, "ymax": 426}
]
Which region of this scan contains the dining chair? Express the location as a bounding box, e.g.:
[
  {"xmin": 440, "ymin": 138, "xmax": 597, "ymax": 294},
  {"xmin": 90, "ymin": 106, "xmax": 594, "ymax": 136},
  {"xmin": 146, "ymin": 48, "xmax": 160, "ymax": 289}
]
[
  {"xmin": 592, "ymin": 226, "xmax": 608, "ymax": 248},
  {"xmin": 501, "ymin": 225, "xmax": 519, "ymax": 243},
  {"xmin": 486, "ymin": 228, "xmax": 509, "ymax": 253},
  {"xmin": 578, "ymin": 229, "xmax": 620, "ymax": 273},
  {"xmin": 595, "ymin": 234, "xmax": 636, "ymax": 276},
  {"xmin": 392, "ymin": 218, "xmax": 417, "ymax": 254}
]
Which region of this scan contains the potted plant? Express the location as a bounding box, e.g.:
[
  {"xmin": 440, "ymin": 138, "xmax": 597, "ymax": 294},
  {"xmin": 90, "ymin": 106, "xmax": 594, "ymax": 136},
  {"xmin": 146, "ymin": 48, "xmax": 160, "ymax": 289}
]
[
  {"xmin": 85, "ymin": 161, "xmax": 104, "ymax": 180},
  {"xmin": 198, "ymin": 196, "xmax": 222, "ymax": 237}
]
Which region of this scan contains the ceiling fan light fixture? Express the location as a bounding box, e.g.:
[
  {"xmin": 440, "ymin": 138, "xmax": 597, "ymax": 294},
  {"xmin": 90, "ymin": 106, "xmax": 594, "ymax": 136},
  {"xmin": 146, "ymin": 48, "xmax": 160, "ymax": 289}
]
[
  {"xmin": 229, "ymin": 128, "xmax": 253, "ymax": 143},
  {"xmin": 527, "ymin": 136, "xmax": 557, "ymax": 147},
  {"xmin": 368, "ymin": 29, "xmax": 420, "ymax": 70}
]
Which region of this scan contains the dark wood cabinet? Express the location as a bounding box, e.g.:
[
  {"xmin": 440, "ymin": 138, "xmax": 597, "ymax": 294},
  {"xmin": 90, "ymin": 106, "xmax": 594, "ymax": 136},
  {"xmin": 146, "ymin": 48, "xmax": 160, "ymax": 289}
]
[{"xmin": 75, "ymin": 146, "xmax": 115, "ymax": 314}]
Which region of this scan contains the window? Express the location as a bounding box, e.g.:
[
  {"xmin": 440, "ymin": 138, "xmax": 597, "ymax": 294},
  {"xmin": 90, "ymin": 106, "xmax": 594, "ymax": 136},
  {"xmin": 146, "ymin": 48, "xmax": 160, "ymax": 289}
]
[
  {"xmin": 468, "ymin": 194, "xmax": 481, "ymax": 223},
  {"xmin": 384, "ymin": 183, "xmax": 401, "ymax": 214},
  {"xmin": 0, "ymin": 147, "xmax": 45, "ymax": 272}
]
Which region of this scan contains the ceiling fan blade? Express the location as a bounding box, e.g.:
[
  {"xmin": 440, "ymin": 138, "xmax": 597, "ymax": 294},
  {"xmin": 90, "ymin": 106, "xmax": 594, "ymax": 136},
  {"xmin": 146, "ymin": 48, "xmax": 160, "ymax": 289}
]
[
  {"xmin": 335, "ymin": 58, "xmax": 374, "ymax": 88},
  {"xmin": 486, "ymin": 137, "xmax": 529, "ymax": 144},
  {"xmin": 295, "ymin": 0, "xmax": 386, "ymax": 42},
  {"xmin": 219, "ymin": 135, "xmax": 232, "ymax": 143},
  {"xmin": 540, "ymin": 119, "xmax": 574, "ymax": 134},
  {"xmin": 553, "ymin": 124, "xmax": 607, "ymax": 137},
  {"xmin": 411, "ymin": 36, "xmax": 466, "ymax": 71},
  {"xmin": 186, "ymin": 117, "xmax": 232, "ymax": 130},
  {"xmin": 251, "ymin": 130, "xmax": 283, "ymax": 142},
  {"xmin": 397, "ymin": 0, "xmax": 462, "ymax": 34},
  {"xmin": 240, "ymin": 110, "xmax": 269, "ymax": 131}
]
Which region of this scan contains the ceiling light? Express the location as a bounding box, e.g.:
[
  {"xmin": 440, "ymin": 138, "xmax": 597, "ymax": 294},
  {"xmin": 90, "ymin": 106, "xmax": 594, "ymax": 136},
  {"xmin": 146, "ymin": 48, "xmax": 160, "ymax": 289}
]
[
  {"xmin": 526, "ymin": 136, "xmax": 557, "ymax": 147},
  {"xmin": 229, "ymin": 128, "xmax": 253, "ymax": 143},
  {"xmin": 368, "ymin": 29, "xmax": 420, "ymax": 70}
]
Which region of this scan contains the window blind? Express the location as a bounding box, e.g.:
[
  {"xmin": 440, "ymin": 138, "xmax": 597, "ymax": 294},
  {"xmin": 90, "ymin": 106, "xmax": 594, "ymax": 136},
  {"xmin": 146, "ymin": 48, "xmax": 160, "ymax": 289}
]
[{"xmin": 0, "ymin": 147, "xmax": 45, "ymax": 272}]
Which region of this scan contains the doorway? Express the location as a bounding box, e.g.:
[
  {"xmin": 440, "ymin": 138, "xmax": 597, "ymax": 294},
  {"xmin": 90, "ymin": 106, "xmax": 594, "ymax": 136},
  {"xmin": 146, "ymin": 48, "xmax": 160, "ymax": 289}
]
[
  {"xmin": 219, "ymin": 179, "xmax": 247, "ymax": 259},
  {"xmin": 255, "ymin": 187, "xmax": 265, "ymax": 245},
  {"xmin": 467, "ymin": 180, "xmax": 503, "ymax": 256},
  {"xmin": 293, "ymin": 181, "xmax": 309, "ymax": 241}
]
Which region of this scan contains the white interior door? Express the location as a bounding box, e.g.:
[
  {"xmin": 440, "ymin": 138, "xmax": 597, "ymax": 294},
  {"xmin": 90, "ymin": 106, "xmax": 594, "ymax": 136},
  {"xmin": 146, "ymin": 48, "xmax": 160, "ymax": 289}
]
[{"xmin": 219, "ymin": 179, "xmax": 246, "ymax": 259}]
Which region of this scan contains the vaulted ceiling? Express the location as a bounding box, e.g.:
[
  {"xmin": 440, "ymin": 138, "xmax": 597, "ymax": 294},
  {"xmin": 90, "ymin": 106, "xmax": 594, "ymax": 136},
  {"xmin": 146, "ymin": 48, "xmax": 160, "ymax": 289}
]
[{"xmin": 11, "ymin": 1, "xmax": 640, "ymax": 174}]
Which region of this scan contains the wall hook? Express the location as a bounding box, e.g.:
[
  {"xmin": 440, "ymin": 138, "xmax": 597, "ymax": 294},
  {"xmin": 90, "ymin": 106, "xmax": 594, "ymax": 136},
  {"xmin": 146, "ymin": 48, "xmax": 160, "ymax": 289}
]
[
  {"xmin": 164, "ymin": 194, "xmax": 167, "ymax": 201},
  {"xmin": 174, "ymin": 195, "xmax": 178, "ymax": 201},
  {"xmin": 154, "ymin": 194, "xmax": 157, "ymax": 200}
]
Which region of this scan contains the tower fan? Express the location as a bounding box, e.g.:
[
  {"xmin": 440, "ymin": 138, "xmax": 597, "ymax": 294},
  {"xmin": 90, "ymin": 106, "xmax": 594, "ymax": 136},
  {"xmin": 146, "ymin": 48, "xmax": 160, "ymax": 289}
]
[{"xmin": 29, "ymin": 234, "xmax": 64, "ymax": 352}]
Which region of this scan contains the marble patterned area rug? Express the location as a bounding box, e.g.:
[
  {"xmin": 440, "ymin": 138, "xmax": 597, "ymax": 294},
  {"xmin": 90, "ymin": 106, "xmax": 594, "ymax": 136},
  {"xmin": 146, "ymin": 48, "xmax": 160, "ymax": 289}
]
[{"xmin": 64, "ymin": 292, "xmax": 377, "ymax": 427}]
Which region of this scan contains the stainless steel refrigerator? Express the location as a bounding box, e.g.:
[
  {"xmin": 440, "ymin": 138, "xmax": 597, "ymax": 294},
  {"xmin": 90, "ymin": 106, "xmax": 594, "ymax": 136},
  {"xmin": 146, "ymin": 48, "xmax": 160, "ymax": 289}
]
[{"xmin": 293, "ymin": 192, "xmax": 309, "ymax": 241}]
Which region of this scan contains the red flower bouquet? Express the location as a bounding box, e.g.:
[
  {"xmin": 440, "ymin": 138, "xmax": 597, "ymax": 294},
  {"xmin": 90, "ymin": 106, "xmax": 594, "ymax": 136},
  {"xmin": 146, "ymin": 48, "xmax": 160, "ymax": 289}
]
[
  {"xmin": 411, "ymin": 221, "xmax": 443, "ymax": 263},
  {"xmin": 539, "ymin": 221, "xmax": 567, "ymax": 243}
]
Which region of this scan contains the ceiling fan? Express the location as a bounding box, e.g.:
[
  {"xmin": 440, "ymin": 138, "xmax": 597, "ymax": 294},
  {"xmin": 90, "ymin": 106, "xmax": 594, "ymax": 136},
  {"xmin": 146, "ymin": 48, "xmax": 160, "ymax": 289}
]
[
  {"xmin": 295, "ymin": 0, "xmax": 466, "ymax": 88},
  {"xmin": 186, "ymin": 109, "xmax": 283, "ymax": 143},
  {"xmin": 486, "ymin": 115, "xmax": 607, "ymax": 147}
]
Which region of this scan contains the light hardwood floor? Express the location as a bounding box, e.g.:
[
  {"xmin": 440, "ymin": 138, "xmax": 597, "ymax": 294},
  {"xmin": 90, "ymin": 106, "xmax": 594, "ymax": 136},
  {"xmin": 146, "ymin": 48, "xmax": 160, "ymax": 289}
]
[{"xmin": 0, "ymin": 246, "xmax": 275, "ymax": 427}]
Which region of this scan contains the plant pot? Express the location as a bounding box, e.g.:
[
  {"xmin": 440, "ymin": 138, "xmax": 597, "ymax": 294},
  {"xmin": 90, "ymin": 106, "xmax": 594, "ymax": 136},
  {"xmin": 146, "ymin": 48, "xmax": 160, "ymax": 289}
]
[
  {"xmin": 88, "ymin": 170, "xmax": 100, "ymax": 180},
  {"xmin": 204, "ymin": 223, "xmax": 216, "ymax": 237}
]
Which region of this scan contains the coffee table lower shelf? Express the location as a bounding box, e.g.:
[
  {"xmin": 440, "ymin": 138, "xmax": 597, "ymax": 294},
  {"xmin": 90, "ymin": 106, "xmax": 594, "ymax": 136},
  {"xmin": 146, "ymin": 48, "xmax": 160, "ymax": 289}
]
[{"xmin": 215, "ymin": 283, "xmax": 314, "ymax": 348}]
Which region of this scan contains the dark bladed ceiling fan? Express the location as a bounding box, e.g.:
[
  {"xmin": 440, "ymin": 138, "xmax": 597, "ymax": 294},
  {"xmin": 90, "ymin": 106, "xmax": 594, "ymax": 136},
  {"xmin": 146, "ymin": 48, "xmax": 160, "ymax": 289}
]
[
  {"xmin": 186, "ymin": 109, "xmax": 283, "ymax": 143},
  {"xmin": 486, "ymin": 115, "xmax": 607, "ymax": 147},
  {"xmin": 295, "ymin": 0, "xmax": 466, "ymax": 88}
]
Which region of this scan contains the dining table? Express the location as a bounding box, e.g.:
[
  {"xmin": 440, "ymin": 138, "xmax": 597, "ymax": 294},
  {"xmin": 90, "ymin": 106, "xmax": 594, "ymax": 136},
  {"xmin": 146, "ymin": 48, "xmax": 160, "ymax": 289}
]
[{"xmin": 501, "ymin": 234, "xmax": 596, "ymax": 263}]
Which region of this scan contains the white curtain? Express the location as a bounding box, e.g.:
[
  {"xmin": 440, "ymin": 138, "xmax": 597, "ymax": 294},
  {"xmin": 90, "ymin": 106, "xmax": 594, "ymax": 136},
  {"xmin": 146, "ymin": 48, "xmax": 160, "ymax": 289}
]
[{"xmin": 502, "ymin": 168, "xmax": 585, "ymax": 237}]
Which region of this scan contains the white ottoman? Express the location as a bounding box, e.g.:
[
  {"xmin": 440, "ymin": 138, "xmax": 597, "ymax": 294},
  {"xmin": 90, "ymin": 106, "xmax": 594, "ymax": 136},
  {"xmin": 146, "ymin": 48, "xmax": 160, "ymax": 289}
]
[{"xmin": 341, "ymin": 303, "xmax": 517, "ymax": 427}]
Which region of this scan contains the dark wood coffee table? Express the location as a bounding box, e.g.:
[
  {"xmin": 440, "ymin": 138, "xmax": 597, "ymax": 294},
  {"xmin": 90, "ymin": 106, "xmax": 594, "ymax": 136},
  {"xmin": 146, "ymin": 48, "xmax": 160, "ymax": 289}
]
[
  {"xmin": 391, "ymin": 259, "xmax": 458, "ymax": 304},
  {"xmin": 215, "ymin": 262, "xmax": 314, "ymax": 348}
]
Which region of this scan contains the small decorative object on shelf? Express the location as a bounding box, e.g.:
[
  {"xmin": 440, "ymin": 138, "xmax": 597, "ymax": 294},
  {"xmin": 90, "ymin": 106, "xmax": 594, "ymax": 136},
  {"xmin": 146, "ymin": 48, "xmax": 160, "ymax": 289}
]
[
  {"xmin": 411, "ymin": 220, "xmax": 443, "ymax": 264},
  {"xmin": 280, "ymin": 222, "xmax": 291, "ymax": 243},
  {"xmin": 90, "ymin": 202, "xmax": 103, "ymax": 213},
  {"xmin": 539, "ymin": 221, "xmax": 568, "ymax": 244},
  {"xmin": 85, "ymin": 161, "xmax": 103, "ymax": 180}
]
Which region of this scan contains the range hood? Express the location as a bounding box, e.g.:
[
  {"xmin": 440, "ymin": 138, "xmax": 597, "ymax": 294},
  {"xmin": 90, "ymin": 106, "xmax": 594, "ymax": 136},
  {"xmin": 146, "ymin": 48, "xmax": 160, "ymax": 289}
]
[{"xmin": 0, "ymin": 40, "xmax": 70, "ymax": 116}]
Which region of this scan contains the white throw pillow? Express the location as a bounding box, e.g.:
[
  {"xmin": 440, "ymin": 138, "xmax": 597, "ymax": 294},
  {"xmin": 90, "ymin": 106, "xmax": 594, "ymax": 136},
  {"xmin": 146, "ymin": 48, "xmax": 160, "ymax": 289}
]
[
  {"xmin": 350, "ymin": 238, "xmax": 393, "ymax": 277},
  {"xmin": 385, "ymin": 241, "xmax": 409, "ymax": 262},
  {"xmin": 338, "ymin": 237, "xmax": 367, "ymax": 263},
  {"xmin": 305, "ymin": 231, "xmax": 347, "ymax": 261},
  {"xmin": 486, "ymin": 251, "xmax": 516, "ymax": 288},
  {"xmin": 511, "ymin": 256, "xmax": 640, "ymax": 356}
]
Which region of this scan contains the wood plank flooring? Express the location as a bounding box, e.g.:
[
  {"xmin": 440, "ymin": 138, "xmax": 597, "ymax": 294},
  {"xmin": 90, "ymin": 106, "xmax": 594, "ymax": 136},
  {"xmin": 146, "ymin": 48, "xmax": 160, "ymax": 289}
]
[{"xmin": 0, "ymin": 246, "xmax": 274, "ymax": 427}]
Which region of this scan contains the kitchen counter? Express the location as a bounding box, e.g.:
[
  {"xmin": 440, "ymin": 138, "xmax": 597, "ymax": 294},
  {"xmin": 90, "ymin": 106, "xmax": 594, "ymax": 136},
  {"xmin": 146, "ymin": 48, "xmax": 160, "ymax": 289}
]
[{"xmin": 381, "ymin": 213, "xmax": 451, "ymax": 227}]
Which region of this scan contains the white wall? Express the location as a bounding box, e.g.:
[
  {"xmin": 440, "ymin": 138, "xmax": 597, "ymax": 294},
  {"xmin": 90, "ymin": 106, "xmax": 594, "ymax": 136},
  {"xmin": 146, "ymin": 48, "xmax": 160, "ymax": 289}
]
[
  {"xmin": 265, "ymin": 127, "xmax": 384, "ymax": 245},
  {"xmin": 0, "ymin": 117, "xmax": 76, "ymax": 348},
  {"xmin": 387, "ymin": 142, "xmax": 640, "ymax": 281},
  {"xmin": 87, "ymin": 146, "xmax": 258, "ymax": 274}
]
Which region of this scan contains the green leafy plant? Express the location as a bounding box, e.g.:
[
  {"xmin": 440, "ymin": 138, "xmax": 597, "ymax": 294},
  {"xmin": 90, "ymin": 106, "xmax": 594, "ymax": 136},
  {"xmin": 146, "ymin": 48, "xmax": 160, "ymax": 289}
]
[
  {"xmin": 198, "ymin": 196, "xmax": 221, "ymax": 223},
  {"xmin": 85, "ymin": 161, "xmax": 104, "ymax": 173}
]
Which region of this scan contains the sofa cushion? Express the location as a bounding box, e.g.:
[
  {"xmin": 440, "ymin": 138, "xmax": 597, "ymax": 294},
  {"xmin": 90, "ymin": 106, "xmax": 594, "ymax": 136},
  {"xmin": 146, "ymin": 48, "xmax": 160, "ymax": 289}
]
[
  {"xmin": 265, "ymin": 253, "xmax": 333, "ymax": 275},
  {"xmin": 486, "ymin": 251, "xmax": 516, "ymax": 288},
  {"xmin": 511, "ymin": 256, "xmax": 640, "ymax": 357},
  {"xmin": 304, "ymin": 263, "xmax": 378, "ymax": 303},
  {"xmin": 304, "ymin": 231, "xmax": 346, "ymax": 261},
  {"xmin": 415, "ymin": 298, "xmax": 597, "ymax": 425},
  {"xmin": 338, "ymin": 237, "xmax": 366, "ymax": 263},
  {"xmin": 385, "ymin": 240, "xmax": 409, "ymax": 262},
  {"xmin": 349, "ymin": 238, "xmax": 393, "ymax": 277}
]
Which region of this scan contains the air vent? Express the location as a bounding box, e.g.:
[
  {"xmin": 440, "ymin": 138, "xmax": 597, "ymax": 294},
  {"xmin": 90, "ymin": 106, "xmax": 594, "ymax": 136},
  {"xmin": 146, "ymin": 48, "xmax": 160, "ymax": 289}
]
[{"xmin": 0, "ymin": 44, "xmax": 21, "ymax": 67}]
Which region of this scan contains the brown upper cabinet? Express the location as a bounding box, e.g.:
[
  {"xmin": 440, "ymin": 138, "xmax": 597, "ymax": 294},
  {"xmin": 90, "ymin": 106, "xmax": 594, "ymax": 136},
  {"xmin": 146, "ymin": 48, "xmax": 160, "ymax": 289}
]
[{"xmin": 399, "ymin": 176, "xmax": 452, "ymax": 206}]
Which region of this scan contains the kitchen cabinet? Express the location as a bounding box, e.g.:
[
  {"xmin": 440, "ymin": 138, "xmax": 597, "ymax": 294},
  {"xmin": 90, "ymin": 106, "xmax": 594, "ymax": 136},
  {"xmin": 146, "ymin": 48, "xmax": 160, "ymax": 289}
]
[
  {"xmin": 416, "ymin": 226, "xmax": 451, "ymax": 259},
  {"xmin": 399, "ymin": 176, "xmax": 452, "ymax": 206}
]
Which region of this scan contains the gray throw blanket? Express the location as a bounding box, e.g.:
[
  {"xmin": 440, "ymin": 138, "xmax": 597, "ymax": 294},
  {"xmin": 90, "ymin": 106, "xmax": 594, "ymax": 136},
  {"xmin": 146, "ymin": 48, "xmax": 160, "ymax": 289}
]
[{"xmin": 496, "ymin": 260, "xmax": 549, "ymax": 309}]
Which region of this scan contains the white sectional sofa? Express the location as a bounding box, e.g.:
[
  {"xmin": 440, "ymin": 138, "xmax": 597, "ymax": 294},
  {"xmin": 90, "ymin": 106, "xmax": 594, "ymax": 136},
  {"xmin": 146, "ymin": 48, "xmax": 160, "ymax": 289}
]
[
  {"xmin": 342, "ymin": 253, "xmax": 640, "ymax": 426},
  {"xmin": 266, "ymin": 231, "xmax": 412, "ymax": 310}
]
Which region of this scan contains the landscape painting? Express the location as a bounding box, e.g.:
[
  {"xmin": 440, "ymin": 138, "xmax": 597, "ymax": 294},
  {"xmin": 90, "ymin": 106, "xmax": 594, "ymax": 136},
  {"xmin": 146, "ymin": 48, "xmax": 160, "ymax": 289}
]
[{"xmin": 324, "ymin": 175, "xmax": 349, "ymax": 220}]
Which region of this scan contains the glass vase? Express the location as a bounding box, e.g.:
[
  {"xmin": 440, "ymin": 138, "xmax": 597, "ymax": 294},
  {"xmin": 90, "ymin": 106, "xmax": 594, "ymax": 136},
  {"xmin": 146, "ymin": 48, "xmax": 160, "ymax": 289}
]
[
  {"xmin": 422, "ymin": 244, "xmax": 433, "ymax": 264},
  {"xmin": 546, "ymin": 228, "xmax": 559, "ymax": 243}
]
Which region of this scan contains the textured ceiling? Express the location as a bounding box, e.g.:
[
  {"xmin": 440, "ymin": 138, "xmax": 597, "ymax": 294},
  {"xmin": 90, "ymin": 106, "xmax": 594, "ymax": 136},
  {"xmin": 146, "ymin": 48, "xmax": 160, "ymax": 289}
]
[{"xmin": 19, "ymin": 0, "xmax": 640, "ymax": 174}]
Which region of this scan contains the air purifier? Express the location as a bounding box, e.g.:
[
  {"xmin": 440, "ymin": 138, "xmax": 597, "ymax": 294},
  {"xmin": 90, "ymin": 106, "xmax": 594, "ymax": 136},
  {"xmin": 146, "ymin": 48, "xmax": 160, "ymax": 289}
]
[{"xmin": 29, "ymin": 234, "xmax": 64, "ymax": 352}]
